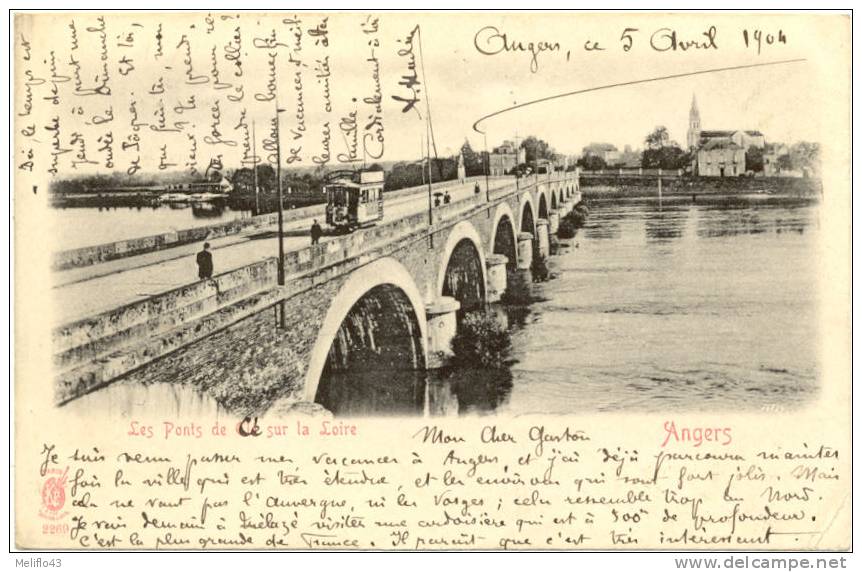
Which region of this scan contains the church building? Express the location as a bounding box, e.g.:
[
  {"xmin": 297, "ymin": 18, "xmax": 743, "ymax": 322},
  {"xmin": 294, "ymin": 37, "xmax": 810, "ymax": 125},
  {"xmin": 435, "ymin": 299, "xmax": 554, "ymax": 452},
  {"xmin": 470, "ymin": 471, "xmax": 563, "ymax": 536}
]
[
  {"xmin": 488, "ymin": 140, "xmax": 526, "ymax": 176},
  {"xmin": 687, "ymin": 95, "xmax": 766, "ymax": 177}
]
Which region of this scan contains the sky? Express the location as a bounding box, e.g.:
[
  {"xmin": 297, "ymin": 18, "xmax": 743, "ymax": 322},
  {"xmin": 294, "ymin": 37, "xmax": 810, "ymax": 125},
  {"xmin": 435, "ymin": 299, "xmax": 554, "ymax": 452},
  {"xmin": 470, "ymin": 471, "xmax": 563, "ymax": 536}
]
[{"xmin": 15, "ymin": 12, "xmax": 846, "ymax": 179}]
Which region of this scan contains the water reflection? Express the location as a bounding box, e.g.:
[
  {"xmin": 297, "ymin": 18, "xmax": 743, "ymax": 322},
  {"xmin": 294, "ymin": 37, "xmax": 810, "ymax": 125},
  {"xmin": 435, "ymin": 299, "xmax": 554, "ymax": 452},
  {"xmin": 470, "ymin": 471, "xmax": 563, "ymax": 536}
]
[
  {"xmin": 318, "ymin": 365, "xmax": 516, "ymax": 418},
  {"xmin": 318, "ymin": 302, "xmax": 521, "ymax": 418},
  {"xmin": 317, "ymin": 369, "xmax": 427, "ymax": 417},
  {"xmin": 644, "ymin": 208, "xmax": 687, "ymax": 242},
  {"xmin": 438, "ymin": 367, "xmax": 514, "ymax": 414},
  {"xmin": 582, "ymin": 218, "xmax": 621, "ymax": 240},
  {"xmin": 191, "ymin": 201, "xmax": 227, "ymax": 218},
  {"xmin": 697, "ymin": 209, "xmax": 770, "ymax": 238}
]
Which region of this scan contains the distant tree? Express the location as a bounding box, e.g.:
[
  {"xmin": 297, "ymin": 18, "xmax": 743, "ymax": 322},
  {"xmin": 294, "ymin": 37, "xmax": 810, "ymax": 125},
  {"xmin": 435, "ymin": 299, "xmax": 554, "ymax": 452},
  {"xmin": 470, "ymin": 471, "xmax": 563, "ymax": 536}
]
[
  {"xmin": 384, "ymin": 161, "xmax": 421, "ymax": 192},
  {"xmin": 283, "ymin": 170, "xmax": 325, "ymax": 198},
  {"xmin": 789, "ymin": 141, "xmax": 821, "ymax": 175},
  {"xmin": 230, "ymin": 164, "xmax": 278, "ymax": 194},
  {"xmin": 460, "ymin": 140, "xmax": 484, "ymax": 177},
  {"xmin": 255, "ymin": 164, "xmax": 277, "ymax": 192},
  {"xmin": 383, "ymin": 157, "xmax": 458, "ymax": 192},
  {"xmin": 642, "ymin": 125, "xmax": 689, "ymax": 169},
  {"xmin": 576, "ymin": 155, "xmax": 607, "ymax": 171},
  {"xmin": 231, "ymin": 168, "xmax": 255, "ymax": 193},
  {"xmin": 645, "ymin": 126, "xmax": 671, "ymax": 150},
  {"xmin": 777, "ymin": 154, "xmax": 794, "ymax": 172},
  {"xmin": 745, "ymin": 146, "xmax": 765, "ymax": 172},
  {"xmin": 520, "ymin": 136, "xmax": 557, "ymax": 164},
  {"xmin": 642, "ymin": 145, "xmax": 689, "ymax": 170}
]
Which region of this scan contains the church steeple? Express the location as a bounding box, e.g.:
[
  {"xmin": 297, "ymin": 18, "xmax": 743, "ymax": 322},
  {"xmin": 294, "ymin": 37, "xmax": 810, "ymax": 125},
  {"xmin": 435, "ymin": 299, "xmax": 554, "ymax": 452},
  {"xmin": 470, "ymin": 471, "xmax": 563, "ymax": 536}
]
[{"xmin": 687, "ymin": 94, "xmax": 701, "ymax": 150}]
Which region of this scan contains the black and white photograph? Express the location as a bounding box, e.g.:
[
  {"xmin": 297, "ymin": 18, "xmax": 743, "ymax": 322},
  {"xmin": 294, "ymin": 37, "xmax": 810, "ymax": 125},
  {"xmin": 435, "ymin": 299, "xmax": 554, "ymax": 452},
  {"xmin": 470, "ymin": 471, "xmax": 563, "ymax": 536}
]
[{"xmin": 10, "ymin": 8, "xmax": 852, "ymax": 553}]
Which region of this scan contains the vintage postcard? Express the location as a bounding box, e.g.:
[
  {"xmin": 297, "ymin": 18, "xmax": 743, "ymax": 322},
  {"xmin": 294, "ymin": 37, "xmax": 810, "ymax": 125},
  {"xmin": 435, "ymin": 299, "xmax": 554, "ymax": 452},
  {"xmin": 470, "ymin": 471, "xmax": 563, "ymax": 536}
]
[{"xmin": 11, "ymin": 10, "xmax": 852, "ymax": 552}]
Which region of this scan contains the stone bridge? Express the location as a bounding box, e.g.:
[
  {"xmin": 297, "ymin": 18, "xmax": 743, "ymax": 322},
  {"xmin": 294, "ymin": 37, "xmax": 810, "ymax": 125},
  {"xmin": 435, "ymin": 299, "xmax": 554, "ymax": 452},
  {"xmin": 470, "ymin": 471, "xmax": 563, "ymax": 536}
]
[{"xmin": 54, "ymin": 171, "xmax": 581, "ymax": 414}]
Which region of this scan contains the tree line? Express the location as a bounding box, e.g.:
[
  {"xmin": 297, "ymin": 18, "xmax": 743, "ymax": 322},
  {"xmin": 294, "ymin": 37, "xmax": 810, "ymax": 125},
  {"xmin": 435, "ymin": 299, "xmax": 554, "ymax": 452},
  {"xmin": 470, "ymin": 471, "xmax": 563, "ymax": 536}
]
[
  {"xmin": 576, "ymin": 125, "xmax": 821, "ymax": 176},
  {"xmin": 49, "ymin": 133, "xmax": 568, "ymax": 197}
]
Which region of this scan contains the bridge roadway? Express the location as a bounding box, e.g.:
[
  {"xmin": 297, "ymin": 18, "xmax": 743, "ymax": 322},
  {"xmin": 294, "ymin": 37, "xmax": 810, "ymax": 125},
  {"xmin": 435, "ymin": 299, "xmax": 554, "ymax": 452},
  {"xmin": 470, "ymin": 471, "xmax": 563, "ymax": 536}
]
[{"xmin": 53, "ymin": 177, "xmax": 515, "ymax": 325}]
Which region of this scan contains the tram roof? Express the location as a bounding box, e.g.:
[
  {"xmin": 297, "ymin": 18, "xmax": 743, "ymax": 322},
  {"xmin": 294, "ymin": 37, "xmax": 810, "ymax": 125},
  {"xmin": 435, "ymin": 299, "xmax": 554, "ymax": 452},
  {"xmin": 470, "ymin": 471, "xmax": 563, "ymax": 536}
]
[{"xmin": 325, "ymin": 169, "xmax": 385, "ymax": 189}]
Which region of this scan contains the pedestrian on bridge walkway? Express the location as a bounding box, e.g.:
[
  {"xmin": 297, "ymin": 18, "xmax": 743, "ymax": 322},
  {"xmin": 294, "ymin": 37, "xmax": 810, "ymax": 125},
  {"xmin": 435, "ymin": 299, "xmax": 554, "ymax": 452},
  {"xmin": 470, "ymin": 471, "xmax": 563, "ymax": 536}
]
[
  {"xmin": 196, "ymin": 242, "xmax": 213, "ymax": 280},
  {"xmin": 311, "ymin": 219, "xmax": 323, "ymax": 245}
]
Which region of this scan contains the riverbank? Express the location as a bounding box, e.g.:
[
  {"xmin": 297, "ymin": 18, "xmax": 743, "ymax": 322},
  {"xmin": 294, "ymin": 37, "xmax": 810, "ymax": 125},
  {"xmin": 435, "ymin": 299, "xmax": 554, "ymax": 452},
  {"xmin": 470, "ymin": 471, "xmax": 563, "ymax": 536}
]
[{"xmin": 581, "ymin": 175, "xmax": 822, "ymax": 201}]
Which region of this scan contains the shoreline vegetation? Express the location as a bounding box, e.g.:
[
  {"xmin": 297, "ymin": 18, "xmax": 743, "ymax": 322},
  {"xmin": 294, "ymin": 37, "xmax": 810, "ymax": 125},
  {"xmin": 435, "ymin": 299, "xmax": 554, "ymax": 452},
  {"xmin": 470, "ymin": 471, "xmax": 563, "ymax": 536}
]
[{"xmin": 580, "ymin": 175, "xmax": 822, "ymax": 202}]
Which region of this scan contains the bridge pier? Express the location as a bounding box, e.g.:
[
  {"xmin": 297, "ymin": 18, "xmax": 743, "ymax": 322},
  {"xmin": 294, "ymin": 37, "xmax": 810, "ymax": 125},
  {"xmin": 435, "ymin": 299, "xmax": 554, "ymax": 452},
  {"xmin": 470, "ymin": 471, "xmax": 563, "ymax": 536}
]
[
  {"xmin": 486, "ymin": 301, "xmax": 509, "ymax": 331},
  {"xmin": 536, "ymin": 219, "xmax": 550, "ymax": 259},
  {"xmin": 485, "ymin": 254, "xmax": 509, "ymax": 303},
  {"xmin": 517, "ymin": 232, "xmax": 533, "ymax": 270},
  {"xmin": 425, "ymin": 296, "xmax": 461, "ymax": 369},
  {"xmin": 548, "ymin": 210, "xmax": 560, "ymax": 234}
]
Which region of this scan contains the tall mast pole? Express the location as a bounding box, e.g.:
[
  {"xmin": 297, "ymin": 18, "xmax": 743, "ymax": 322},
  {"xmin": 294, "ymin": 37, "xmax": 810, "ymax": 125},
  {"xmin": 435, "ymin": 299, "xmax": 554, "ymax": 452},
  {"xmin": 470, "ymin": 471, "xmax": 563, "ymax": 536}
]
[
  {"xmin": 275, "ymin": 103, "xmax": 286, "ymax": 329},
  {"xmin": 420, "ymin": 132, "xmax": 425, "ymax": 186},
  {"xmin": 252, "ymin": 121, "xmax": 259, "ymax": 215},
  {"xmin": 426, "ymin": 115, "xmax": 433, "ymax": 226}
]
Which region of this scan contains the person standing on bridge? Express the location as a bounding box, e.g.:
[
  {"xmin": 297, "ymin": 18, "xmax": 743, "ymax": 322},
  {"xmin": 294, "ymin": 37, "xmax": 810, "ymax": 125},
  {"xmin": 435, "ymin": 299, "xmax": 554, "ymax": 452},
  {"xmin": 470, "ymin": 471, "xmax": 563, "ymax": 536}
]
[
  {"xmin": 311, "ymin": 219, "xmax": 323, "ymax": 245},
  {"xmin": 474, "ymin": 182, "xmax": 481, "ymax": 195},
  {"xmin": 196, "ymin": 242, "xmax": 213, "ymax": 280}
]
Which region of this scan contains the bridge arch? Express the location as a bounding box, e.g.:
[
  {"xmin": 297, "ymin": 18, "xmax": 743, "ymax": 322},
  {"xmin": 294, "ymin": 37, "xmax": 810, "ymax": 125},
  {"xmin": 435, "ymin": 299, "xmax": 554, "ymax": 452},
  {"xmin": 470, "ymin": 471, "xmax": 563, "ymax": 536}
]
[
  {"xmin": 519, "ymin": 192, "xmax": 536, "ymax": 236},
  {"xmin": 538, "ymin": 190, "xmax": 549, "ymax": 219},
  {"xmin": 490, "ymin": 203, "xmax": 518, "ymax": 268},
  {"xmin": 550, "ymin": 189, "xmax": 558, "ymax": 210},
  {"xmin": 437, "ymin": 221, "xmax": 487, "ymax": 316},
  {"xmin": 304, "ymin": 258, "xmax": 428, "ymax": 403}
]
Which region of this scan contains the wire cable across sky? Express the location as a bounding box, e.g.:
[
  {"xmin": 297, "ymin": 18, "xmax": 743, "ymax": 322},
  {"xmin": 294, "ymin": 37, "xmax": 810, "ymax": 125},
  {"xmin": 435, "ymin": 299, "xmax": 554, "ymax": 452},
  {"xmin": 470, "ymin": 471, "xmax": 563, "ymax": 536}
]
[{"xmin": 471, "ymin": 58, "xmax": 807, "ymax": 135}]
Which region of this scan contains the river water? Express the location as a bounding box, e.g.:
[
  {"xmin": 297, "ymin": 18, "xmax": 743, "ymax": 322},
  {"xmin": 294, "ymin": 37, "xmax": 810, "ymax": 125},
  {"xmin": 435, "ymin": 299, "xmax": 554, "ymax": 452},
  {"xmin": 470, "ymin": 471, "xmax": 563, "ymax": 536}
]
[
  {"xmin": 52, "ymin": 203, "xmax": 254, "ymax": 250},
  {"xmin": 500, "ymin": 196, "xmax": 820, "ymax": 415},
  {"xmin": 68, "ymin": 194, "xmax": 821, "ymax": 418}
]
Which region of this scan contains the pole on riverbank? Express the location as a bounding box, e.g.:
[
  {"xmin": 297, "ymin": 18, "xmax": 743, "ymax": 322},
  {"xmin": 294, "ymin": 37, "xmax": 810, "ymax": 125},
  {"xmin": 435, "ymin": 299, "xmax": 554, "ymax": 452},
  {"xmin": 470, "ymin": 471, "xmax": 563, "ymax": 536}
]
[{"xmin": 657, "ymin": 168, "xmax": 663, "ymax": 207}]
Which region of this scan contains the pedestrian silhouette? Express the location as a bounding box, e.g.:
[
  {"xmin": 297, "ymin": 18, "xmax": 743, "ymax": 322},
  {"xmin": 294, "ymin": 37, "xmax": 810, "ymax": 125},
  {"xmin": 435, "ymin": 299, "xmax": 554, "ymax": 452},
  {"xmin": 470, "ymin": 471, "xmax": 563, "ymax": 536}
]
[
  {"xmin": 196, "ymin": 242, "xmax": 213, "ymax": 280},
  {"xmin": 444, "ymin": 191, "xmax": 451, "ymax": 204},
  {"xmin": 474, "ymin": 182, "xmax": 481, "ymax": 195},
  {"xmin": 311, "ymin": 219, "xmax": 323, "ymax": 245}
]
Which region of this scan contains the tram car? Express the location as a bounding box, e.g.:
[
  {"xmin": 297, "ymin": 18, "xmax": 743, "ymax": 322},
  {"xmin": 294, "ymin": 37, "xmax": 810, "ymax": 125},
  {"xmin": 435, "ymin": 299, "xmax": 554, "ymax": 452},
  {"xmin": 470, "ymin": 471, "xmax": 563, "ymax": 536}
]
[{"xmin": 324, "ymin": 169, "xmax": 385, "ymax": 232}]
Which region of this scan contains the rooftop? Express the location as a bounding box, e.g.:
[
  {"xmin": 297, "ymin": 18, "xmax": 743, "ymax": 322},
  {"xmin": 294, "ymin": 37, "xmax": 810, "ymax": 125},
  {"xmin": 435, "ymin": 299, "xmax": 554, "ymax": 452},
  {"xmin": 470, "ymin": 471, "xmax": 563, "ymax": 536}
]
[{"xmin": 701, "ymin": 138, "xmax": 743, "ymax": 151}]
